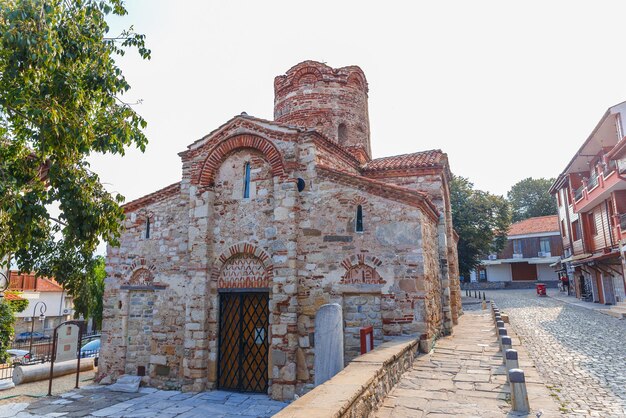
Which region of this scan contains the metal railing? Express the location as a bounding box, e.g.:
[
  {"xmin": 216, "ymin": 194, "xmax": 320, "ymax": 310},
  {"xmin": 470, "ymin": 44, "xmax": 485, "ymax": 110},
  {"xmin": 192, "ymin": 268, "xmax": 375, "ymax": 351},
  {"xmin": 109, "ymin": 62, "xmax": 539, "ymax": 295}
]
[
  {"xmin": 574, "ymin": 185, "xmax": 584, "ymax": 201},
  {"xmin": 0, "ymin": 331, "xmax": 100, "ymax": 381},
  {"xmin": 587, "ymin": 172, "xmax": 599, "ymax": 189},
  {"xmin": 619, "ymin": 158, "xmax": 626, "ymax": 174}
]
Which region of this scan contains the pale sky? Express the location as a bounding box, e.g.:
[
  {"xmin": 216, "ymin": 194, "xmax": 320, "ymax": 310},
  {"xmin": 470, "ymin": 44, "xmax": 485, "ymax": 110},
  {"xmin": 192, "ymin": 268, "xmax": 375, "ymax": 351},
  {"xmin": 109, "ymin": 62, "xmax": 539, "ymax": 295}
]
[{"xmin": 90, "ymin": 0, "xmax": 626, "ymax": 204}]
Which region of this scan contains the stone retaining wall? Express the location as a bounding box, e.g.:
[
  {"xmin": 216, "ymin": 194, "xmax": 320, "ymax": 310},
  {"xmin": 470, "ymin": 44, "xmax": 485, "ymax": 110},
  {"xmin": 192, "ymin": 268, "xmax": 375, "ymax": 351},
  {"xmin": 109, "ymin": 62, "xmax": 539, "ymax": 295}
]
[{"xmin": 274, "ymin": 337, "xmax": 418, "ymax": 418}]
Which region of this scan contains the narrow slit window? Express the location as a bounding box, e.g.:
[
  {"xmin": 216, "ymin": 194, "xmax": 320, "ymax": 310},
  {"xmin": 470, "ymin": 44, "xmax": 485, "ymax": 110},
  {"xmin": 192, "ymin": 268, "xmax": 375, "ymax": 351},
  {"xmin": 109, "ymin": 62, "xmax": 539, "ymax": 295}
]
[
  {"xmin": 338, "ymin": 123, "xmax": 347, "ymax": 144},
  {"xmin": 243, "ymin": 162, "xmax": 251, "ymax": 199},
  {"xmin": 356, "ymin": 205, "xmax": 364, "ymax": 232},
  {"xmin": 145, "ymin": 218, "xmax": 150, "ymax": 239}
]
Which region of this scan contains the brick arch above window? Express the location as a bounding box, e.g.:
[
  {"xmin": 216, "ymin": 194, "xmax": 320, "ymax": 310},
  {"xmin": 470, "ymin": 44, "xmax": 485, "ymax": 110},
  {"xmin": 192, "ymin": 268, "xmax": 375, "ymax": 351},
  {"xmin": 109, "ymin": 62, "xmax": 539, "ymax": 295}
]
[
  {"xmin": 211, "ymin": 243, "xmax": 273, "ymax": 289},
  {"xmin": 127, "ymin": 258, "xmax": 158, "ymax": 286},
  {"xmin": 293, "ymin": 66, "xmax": 323, "ymax": 87},
  {"xmin": 197, "ymin": 134, "xmax": 286, "ymax": 187},
  {"xmin": 340, "ymin": 254, "xmax": 385, "ymax": 285}
]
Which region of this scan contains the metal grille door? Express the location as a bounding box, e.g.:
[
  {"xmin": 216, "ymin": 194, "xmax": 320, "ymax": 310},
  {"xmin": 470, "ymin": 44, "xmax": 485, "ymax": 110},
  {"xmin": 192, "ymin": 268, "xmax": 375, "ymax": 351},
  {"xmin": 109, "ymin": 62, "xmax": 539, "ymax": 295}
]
[{"xmin": 218, "ymin": 292, "xmax": 269, "ymax": 392}]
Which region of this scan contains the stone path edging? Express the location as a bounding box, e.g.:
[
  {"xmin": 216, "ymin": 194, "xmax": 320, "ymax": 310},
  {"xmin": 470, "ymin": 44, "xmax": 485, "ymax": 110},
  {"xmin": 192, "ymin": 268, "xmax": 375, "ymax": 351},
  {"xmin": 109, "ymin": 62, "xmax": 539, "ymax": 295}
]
[{"xmin": 275, "ymin": 337, "xmax": 418, "ymax": 418}]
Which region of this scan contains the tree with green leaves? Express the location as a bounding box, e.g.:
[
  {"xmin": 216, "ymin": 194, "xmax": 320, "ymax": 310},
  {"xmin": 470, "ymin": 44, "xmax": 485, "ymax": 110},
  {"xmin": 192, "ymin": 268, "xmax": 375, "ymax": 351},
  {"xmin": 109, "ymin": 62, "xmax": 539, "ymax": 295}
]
[
  {"xmin": 0, "ymin": 301, "xmax": 14, "ymax": 363},
  {"xmin": 450, "ymin": 175, "xmax": 511, "ymax": 280},
  {"xmin": 71, "ymin": 255, "xmax": 105, "ymax": 330},
  {"xmin": 5, "ymin": 291, "xmax": 29, "ymax": 313},
  {"xmin": 0, "ymin": 0, "xmax": 150, "ymax": 286},
  {"xmin": 507, "ymin": 177, "xmax": 557, "ymax": 222}
]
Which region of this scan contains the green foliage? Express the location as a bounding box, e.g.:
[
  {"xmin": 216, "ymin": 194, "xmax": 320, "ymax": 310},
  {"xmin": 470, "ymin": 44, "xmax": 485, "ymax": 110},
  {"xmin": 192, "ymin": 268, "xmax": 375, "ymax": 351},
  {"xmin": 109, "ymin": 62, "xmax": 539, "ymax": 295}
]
[
  {"xmin": 5, "ymin": 291, "xmax": 29, "ymax": 313},
  {"xmin": 0, "ymin": 0, "xmax": 150, "ymax": 285},
  {"xmin": 71, "ymin": 255, "xmax": 105, "ymax": 330},
  {"xmin": 451, "ymin": 175, "xmax": 511, "ymax": 279},
  {"xmin": 507, "ymin": 177, "xmax": 557, "ymax": 222},
  {"xmin": 0, "ymin": 301, "xmax": 14, "ymax": 363}
]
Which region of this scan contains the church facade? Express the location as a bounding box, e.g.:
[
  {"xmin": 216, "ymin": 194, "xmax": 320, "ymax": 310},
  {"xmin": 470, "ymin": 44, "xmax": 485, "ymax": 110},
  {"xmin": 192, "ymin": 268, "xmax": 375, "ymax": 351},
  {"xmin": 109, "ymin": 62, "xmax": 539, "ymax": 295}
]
[{"xmin": 99, "ymin": 61, "xmax": 462, "ymax": 400}]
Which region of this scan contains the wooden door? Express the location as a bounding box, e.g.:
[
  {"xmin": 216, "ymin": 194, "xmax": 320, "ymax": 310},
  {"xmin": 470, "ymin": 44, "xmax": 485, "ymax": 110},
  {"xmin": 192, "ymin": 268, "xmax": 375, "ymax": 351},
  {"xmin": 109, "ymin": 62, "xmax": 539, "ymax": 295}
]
[
  {"xmin": 511, "ymin": 262, "xmax": 538, "ymax": 281},
  {"xmin": 595, "ymin": 272, "xmax": 605, "ymax": 304},
  {"xmin": 603, "ymin": 274, "xmax": 616, "ymax": 305},
  {"xmin": 218, "ymin": 292, "xmax": 269, "ymax": 392}
]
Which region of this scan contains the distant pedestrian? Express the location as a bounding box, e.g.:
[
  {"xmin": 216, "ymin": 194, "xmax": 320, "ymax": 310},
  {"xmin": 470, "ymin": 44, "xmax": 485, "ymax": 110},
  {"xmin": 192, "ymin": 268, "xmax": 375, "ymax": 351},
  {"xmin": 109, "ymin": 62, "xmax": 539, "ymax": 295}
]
[{"xmin": 560, "ymin": 275, "xmax": 570, "ymax": 294}]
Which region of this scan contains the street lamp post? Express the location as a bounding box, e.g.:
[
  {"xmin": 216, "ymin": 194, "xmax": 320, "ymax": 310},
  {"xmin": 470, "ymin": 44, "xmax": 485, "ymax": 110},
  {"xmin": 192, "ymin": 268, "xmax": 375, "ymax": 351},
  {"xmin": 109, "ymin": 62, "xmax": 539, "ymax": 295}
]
[
  {"xmin": 0, "ymin": 271, "xmax": 9, "ymax": 298},
  {"xmin": 28, "ymin": 301, "xmax": 47, "ymax": 358}
]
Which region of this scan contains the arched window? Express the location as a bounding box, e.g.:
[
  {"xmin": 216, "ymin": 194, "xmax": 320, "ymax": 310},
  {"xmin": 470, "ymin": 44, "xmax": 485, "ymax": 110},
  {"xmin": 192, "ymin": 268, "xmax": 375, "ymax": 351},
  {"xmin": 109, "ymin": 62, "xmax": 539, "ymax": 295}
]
[
  {"xmin": 338, "ymin": 123, "xmax": 347, "ymax": 144},
  {"xmin": 145, "ymin": 218, "xmax": 150, "ymax": 239},
  {"xmin": 356, "ymin": 205, "xmax": 363, "ymax": 232},
  {"xmin": 243, "ymin": 162, "xmax": 251, "ymax": 199}
]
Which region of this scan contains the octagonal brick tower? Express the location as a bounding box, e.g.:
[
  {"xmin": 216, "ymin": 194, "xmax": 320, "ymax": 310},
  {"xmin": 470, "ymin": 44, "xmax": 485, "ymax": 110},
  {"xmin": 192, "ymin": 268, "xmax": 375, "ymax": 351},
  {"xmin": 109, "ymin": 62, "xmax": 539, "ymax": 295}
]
[{"xmin": 274, "ymin": 61, "xmax": 371, "ymax": 163}]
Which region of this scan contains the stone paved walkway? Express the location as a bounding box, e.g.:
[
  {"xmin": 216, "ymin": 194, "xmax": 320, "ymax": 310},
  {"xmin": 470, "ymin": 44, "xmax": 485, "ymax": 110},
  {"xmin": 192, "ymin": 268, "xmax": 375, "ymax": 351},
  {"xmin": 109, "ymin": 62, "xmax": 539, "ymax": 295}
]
[
  {"xmin": 0, "ymin": 387, "xmax": 287, "ymax": 417},
  {"xmin": 489, "ymin": 289, "xmax": 626, "ymax": 417},
  {"xmin": 375, "ymin": 305, "xmax": 559, "ymax": 417}
]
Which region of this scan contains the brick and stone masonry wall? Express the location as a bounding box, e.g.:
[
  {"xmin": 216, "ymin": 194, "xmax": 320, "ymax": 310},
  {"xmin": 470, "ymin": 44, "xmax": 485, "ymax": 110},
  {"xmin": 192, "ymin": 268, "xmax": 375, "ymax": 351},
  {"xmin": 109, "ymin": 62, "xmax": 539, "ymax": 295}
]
[
  {"xmin": 366, "ymin": 171, "xmax": 462, "ymax": 326},
  {"xmin": 291, "ymin": 140, "xmax": 443, "ymax": 394},
  {"xmin": 100, "ymin": 185, "xmax": 190, "ymax": 388}
]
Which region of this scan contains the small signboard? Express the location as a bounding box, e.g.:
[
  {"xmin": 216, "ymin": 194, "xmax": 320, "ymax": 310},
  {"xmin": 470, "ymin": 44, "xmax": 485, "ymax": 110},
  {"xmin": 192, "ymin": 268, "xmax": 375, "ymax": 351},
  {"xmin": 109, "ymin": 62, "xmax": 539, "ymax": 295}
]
[
  {"xmin": 55, "ymin": 323, "xmax": 80, "ymax": 362},
  {"xmin": 48, "ymin": 320, "xmax": 84, "ymax": 396},
  {"xmin": 360, "ymin": 326, "xmax": 374, "ymax": 354}
]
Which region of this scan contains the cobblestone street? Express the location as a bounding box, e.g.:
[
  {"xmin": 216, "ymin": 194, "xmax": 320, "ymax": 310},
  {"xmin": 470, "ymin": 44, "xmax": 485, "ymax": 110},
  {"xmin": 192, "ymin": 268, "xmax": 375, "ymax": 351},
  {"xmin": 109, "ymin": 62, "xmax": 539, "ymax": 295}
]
[{"xmin": 488, "ymin": 289, "xmax": 626, "ymax": 417}]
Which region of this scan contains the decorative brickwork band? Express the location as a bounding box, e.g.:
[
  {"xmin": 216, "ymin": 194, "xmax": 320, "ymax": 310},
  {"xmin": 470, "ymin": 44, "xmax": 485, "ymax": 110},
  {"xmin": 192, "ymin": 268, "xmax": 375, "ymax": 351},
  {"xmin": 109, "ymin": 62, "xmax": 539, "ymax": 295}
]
[
  {"xmin": 198, "ymin": 134, "xmax": 286, "ymax": 187},
  {"xmin": 212, "ymin": 243, "xmax": 273, "ymax": 289}
]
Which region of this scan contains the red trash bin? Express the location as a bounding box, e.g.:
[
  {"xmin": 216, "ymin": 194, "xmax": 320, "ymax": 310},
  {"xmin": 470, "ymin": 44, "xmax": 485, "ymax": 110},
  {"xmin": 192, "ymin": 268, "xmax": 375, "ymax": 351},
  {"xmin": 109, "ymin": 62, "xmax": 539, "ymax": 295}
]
[{"xmin": 536, "ymin": 283, "xmax": 546, "ymax": 296}]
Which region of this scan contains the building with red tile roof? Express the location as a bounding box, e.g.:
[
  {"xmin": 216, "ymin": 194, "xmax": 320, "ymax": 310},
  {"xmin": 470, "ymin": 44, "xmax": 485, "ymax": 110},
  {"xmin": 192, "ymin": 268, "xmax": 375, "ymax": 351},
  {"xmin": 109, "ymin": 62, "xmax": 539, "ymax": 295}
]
[
  {"xmin": 508, "ymin": 215, "xmax": 560, "ymax": 237},
  {"xmin": 102, "ymin": 61, "xmax": 462, "ymax": 400},
  {"xmin": 477, "ymin": 216, "xmax": 563, "ymax": 285},
  {"xmin": 8, "ymin": 271, "xmax": 73, "ymax": 334}
]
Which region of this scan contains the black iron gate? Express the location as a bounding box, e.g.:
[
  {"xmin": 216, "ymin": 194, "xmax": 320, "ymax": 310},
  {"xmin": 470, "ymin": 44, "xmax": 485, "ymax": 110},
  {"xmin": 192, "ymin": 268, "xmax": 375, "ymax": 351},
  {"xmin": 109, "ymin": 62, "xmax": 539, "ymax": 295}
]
[{"xmin": 218, "ymin": 292, "xmax": 269, "ymax": 392}]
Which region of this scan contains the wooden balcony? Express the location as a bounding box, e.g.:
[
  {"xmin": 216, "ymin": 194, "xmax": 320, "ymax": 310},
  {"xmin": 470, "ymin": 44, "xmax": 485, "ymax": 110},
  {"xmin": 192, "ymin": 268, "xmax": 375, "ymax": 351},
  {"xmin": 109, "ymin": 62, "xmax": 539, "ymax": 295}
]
[{"xmin": 573, "ymin": 163, "xmax": 626, "ymax": 213}]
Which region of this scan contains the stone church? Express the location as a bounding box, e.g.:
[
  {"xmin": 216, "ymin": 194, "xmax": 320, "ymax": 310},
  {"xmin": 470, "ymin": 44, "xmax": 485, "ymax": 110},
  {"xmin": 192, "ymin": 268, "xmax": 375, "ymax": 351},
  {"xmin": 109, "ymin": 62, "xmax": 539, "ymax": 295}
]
[{"xmin": 99, "ymin": 61, "xmax": 462, "ymax": 400}]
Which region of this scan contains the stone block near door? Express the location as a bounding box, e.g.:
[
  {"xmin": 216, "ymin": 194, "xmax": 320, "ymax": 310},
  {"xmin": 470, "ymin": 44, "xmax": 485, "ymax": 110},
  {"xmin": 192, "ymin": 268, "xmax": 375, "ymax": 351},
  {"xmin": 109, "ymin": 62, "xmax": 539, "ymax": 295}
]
[{"xmin": 314, "ymin": 303, "xmax": 344, "ymax": 386}]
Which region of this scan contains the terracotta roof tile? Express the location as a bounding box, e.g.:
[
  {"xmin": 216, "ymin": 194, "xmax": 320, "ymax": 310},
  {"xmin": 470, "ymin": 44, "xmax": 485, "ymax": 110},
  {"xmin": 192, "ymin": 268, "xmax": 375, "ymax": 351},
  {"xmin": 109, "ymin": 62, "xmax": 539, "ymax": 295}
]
[
  {"xmin": 508, "ymin": 215, "xmax": 559, "ymax": 236},
  {"xmin": 4, "ymin": 292, "xmax": 25, "ymax": 301},
  {"xmin": 362, "ymin": 150, "xmax": 444, "ymax": 171}
]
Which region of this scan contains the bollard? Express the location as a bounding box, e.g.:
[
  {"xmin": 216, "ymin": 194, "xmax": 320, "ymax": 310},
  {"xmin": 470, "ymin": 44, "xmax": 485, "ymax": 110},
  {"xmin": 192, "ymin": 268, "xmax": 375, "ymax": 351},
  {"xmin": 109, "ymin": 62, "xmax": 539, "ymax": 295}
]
[
  {"xmin": 505, "ymin": 349, "xmax": 519, "ymax": 378},
  {"xmin": 482, "ymin": 292, "xmax": 486, "ymax": 301},
  {"xmin": 509, "ymin": 369, "xmax": 530, "ymax": 413},
  {"xmin": 496, "ymin": 320, "xmax": 504, "ymax": 329},
  {"xmin": 497, "ymin": 327, "xmax": 507, "ymax": 346},
  {"xmin": 501, "ymin": 336, "xmax": 512, "ymax": 363}
]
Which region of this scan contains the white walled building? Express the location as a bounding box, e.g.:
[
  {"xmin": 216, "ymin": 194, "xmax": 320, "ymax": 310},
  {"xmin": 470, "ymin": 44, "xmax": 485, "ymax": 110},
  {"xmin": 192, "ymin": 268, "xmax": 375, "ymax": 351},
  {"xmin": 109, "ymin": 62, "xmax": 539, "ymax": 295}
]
[{"xmin": 479, "ymin": 216, "xmax": 562, "ymax": 284}]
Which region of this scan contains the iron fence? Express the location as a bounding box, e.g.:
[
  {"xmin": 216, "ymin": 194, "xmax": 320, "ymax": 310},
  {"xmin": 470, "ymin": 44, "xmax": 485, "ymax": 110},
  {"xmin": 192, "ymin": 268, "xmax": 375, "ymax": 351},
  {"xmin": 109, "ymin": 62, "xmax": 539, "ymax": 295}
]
[{"xmin": 0, "ymin": 331, "xmax": 101, "ymax": 381}]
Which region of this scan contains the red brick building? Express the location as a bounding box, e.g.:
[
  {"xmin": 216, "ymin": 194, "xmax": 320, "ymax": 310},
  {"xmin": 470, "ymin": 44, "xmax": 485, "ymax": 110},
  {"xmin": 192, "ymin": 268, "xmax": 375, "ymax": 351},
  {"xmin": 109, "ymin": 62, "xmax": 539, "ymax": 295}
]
[
  {"xmin": 550, "ymin": 101, "xmax": 626, "ymax": 305},
  {"xmin": 100, "ymin": 61, "xmax": 462, "ymax": 400}
]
